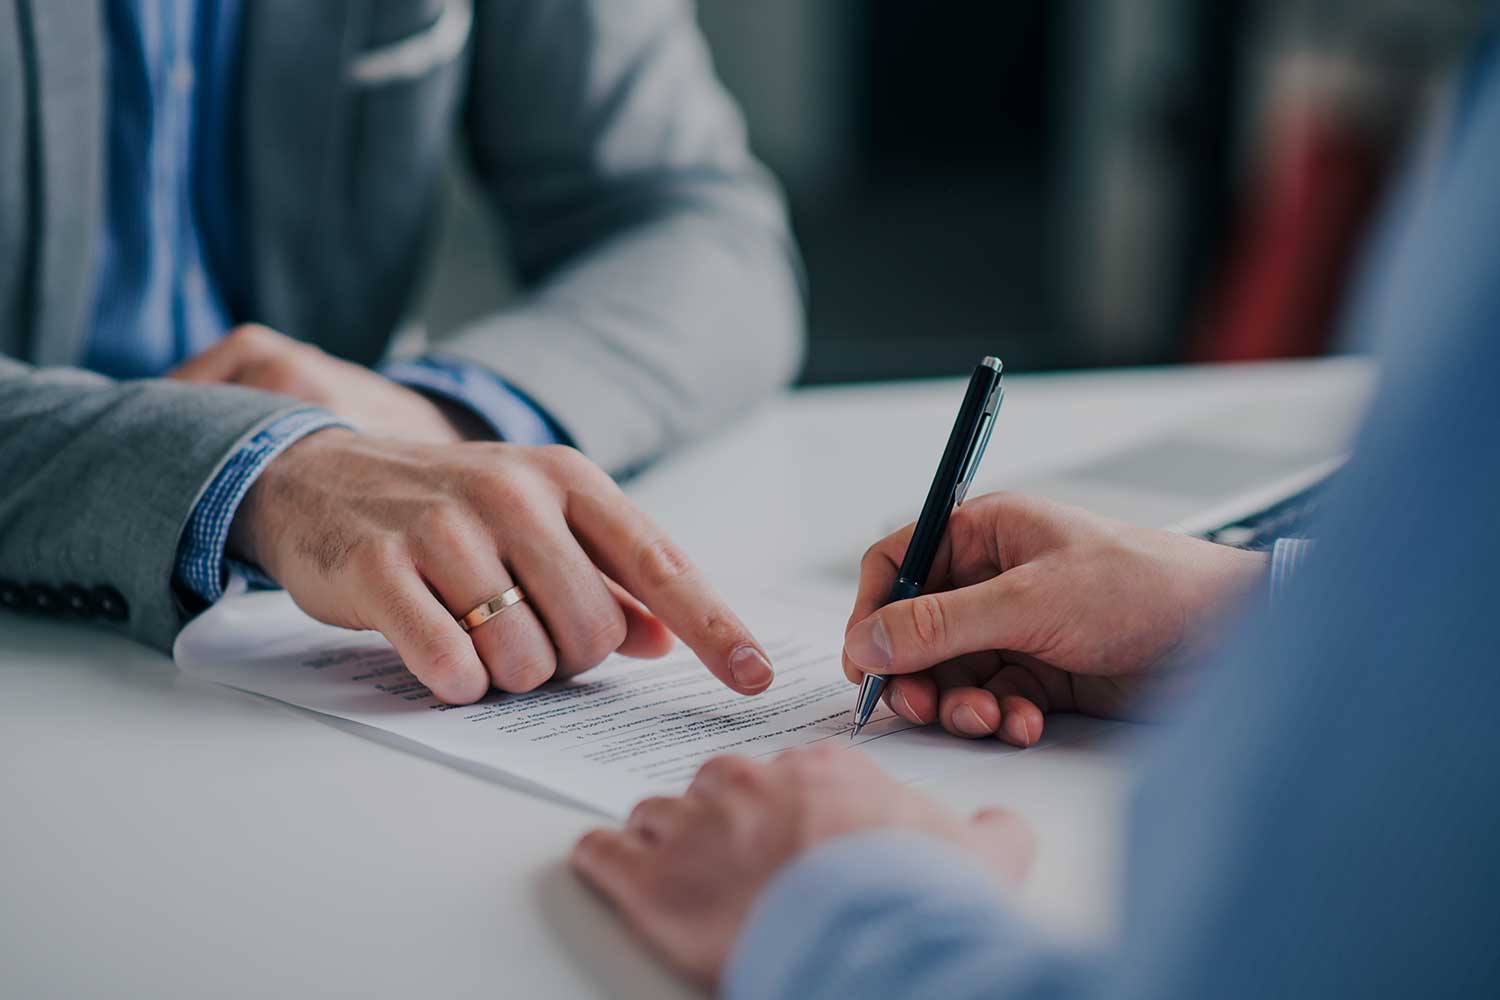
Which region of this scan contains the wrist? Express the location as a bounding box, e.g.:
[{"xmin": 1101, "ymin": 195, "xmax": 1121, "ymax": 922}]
[
  {"xmin": 1225, "ymin": 545, "xmax": 1274, "ymax": 597},
  {"xmin": 420, "ymin": 392, "xmax": 492, "ymax": 443},
  {"xmin": 227, "ymin": 426, "xmax": 358, "ymax": 574},
  {"xmin": 1175, "ymin": 540, "xmax": 1272, "ymax": 651}
]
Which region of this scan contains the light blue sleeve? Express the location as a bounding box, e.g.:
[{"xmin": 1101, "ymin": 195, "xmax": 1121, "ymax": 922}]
[
  {"xmin": 1268, "ymin": 537, "xmax": 1314, "ymax": 608},
  {"xmin": 725, "ymin": 830, "xmax": 1100, "ymax": 1000},
  {"xmin": 381, "ymin": 355, "xmax": 567, "ymax": 447},
  {"xmin": 173, "ymin": 408, "xmax": 349, "ymax": 604}
]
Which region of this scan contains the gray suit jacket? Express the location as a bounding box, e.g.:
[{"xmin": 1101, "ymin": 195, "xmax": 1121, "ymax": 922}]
[{"xmin": 0, "ymin": 0, "xmax": 804, "ymax": 650}]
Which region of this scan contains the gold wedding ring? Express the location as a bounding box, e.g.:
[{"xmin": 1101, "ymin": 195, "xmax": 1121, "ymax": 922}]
[{"xmin": 458, "ymin": 586, "xmax": 527, "ymax": 632}]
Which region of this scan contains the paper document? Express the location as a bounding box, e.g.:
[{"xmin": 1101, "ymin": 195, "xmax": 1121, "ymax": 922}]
[{"xmin": 175, "ymin": 589, "xmax": 1109, "ymax": 816}]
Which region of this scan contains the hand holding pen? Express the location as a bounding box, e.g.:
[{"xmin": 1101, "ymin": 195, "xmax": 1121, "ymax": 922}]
[{"xmin": 848, "ymin": 357, "xmax": 1004, "ymax": 737}]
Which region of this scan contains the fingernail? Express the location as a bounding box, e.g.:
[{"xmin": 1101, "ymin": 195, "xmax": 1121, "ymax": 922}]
[
  {"xmin": 844, "ymin": 617, "xmax": 892, "ymax": 671},
  {"xmin": 954, "ymin": 705, "xmax": 990, "ymax": 737},
  {"xmin": 1002, "ymin": 711, "xmax": 1031, "ymax": 746},
  {"xmin": 729, "ymin": 646, "xmax": 773, "ymax": 691},
  {"xmin": 892, "ymin": 687, "xmax": 918, "ymax": 721}
]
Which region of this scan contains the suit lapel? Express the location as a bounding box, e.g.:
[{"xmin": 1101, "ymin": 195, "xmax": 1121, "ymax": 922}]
[
  {"xmin": 22, "ymin": 0, "xmax": 105, "ymax": 366},
  {"xmin": 241, "ymin": 0, "xmax": 374, "ymax": 360}
]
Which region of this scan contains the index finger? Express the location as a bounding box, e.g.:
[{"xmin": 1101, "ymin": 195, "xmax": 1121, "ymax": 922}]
[{"xmin": 567, "ymin": 488, "xmax": 774, "ymax": 695}]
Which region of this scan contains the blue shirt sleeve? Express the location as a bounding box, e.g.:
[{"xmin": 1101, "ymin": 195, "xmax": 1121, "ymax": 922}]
[
  {"xmin": 381, "ymin": 355, "xmax": 568, "ymax": 447},
  {"xmin": 1268, "ymin": 537, "xmax": 1314, "ymax": 609},
  {"xmin": 725, "ymin": 830, "xmax": 1100, "ymax": 1000},
  {"xmin": 174, "ymin": 408, "xmax": 349, "ymax": 604}
]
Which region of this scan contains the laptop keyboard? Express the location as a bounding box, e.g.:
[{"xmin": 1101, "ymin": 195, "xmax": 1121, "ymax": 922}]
[{"xmin": 1200, "ymin": 479, "xmax": 1326, "ymax": 551}]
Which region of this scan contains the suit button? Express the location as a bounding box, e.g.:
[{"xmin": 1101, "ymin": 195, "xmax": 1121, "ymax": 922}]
[
  {"xmin": 59, "ymin": 585, "xmax": 93, "ymax": 617},
  {"xmin": 90, "ymin": 585, "xmax": 129, "ymax": 622},
  {"xmin": 0, "ymin": 579, "xmax": 22, "ymax": 612},
  {"xmin": 25, "ymin": 583, "xmax": 63, "ymax": 616}
]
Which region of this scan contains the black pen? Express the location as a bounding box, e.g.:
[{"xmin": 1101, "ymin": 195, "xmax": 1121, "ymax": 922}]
[{"xmin": 850, "ymin": 356, "xmax": 1004, "ymax": 738}]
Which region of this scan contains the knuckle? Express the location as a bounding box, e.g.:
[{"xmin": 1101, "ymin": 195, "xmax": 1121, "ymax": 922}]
[
  {"xmin": 906, "ymin": 594, "xmax": 949, "ymax": 652},
  {"xmin": 625, "ymin": 799, "xmax": 652, "ymax": 825},
  {"xmin": 692, "ymin": 608, "xmax": 742, "ymax": 653},
  {"xmin": 353, "ymin": 536, "xmax": 409, "ymax": 583},
  {"xmin": 626, "ymin": 796, "xmax": 672, "ymax": 829},
  {"xmin": 415, "ymin": 635, "xmax": 483, "ymax": 701},
  {"xmin": 420, "ymin": 633, "xmax": 473, "ymax": 677},
  {"xmin": 412, "ymin": 501, "xmax": 472, "ymax": 552},
  {"xmin": 473, "ymin": 464, "xmax": 546, "ymax": 516},
  {"xmin": 636, "ymin": 536, "xmax": 696, "ymax": 590},
  {"xmin": 536, "ymin": 444, "xmax": 598, "ymax": 482},
  {"xmin": 490, "ymin": 650, "xmax": 555, "ymax": 693},
  {"xmin": 229, "ymin": 323, "xmax": 267, "ymax": 345},
  {"xmin": 569, "ymin": 611, "xmax": 627, "ymax": 668},
  {"xmin": 699, "ymin": 754, "xmax": 759, "ymax": 789},
  {"xmin": 570, "ymin": 830, "xmax": 611, "ymax": 866},
  {"xmin": 724, "ymin": 760, "xmax": 764, "ymax": 791}
]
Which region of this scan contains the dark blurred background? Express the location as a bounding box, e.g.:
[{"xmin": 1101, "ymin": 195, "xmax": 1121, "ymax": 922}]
[{"xmin": 420, "ymin": 0, "xmax": 1487, "ymax": 385}]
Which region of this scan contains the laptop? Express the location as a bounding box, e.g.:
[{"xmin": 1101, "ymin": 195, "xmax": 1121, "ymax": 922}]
[{"xmin": 1014, "ymin": 394, "xmax": 1363, "ymax": 544}]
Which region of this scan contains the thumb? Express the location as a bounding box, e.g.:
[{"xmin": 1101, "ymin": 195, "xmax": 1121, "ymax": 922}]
[
  {"xmin": 966, "ymin": 807, "xmax": 1037, "ymax": 883},
  {"xmin": 843, "ymin": 569, "xmax": 1041, "ymax": 676}
]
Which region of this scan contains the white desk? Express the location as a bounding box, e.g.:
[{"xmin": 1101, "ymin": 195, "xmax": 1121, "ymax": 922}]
[{"xmin": 0, "ymin": 359, "xmax": 1371, "ymax": 999}]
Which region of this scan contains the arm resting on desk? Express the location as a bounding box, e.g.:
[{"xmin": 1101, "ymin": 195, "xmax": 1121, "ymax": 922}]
[
  {"xmin": 726, "ymin": 830, "xmax": 1100, "ymax": 1000},
  {"xmin": 0, "ymin": 355, "xmax": 299, "ymax": 648}
]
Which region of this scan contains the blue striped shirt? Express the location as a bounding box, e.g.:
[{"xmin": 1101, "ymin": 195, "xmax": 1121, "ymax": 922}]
[{"xmin": 90, "ymin": 0, "xmax": 559, "ymax": 605}]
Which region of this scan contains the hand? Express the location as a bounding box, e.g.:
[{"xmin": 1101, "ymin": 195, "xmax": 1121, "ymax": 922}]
[
  {"xmin": 570, "ymin": 746, "xmax": 1033, "ymax": 988},
  {"xmin": 230, "ymin": 429, "xmax": 777, "ymax": 704},
  {"xmin": 843, "ymin": 492, "xmax": 1268, "ymax": 745},
  {"xmin": 169, "ymin": 324, "xmax": 484, "ymax": 443}
]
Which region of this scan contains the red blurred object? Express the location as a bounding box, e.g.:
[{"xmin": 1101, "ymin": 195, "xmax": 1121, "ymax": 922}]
[{"xmin": 1191, "ymin": 104, "xmax": 1395, "ymax": 361}]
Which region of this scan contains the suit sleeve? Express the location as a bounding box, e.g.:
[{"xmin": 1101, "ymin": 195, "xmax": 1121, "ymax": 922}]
[
  {"xmin": 0, "ymin": 356, "xmax": 303, "ymax": 649},
  {"xmin": 441, "ymin": 0, "xmax": 806, "ymax": 475}
]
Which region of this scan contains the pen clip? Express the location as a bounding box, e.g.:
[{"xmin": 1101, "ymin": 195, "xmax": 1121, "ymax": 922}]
[{"xmin": 953, "ymin": 383, "xmax": 1003, "ymax": 506}]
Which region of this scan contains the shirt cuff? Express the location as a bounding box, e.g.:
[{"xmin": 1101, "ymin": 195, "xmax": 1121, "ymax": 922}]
[
  {"xmin": 1269, "ymin": 538, "xmax": 1316, "ymax": 610},
  {"xmin": 382, "ymin": 355, "xmax": 568, "ymax": 447},
  {"xmin": 724, "ymin": 829, "xmax": 1042, "ymax": 1000},
  {"xmin": 174, "ymin": 409, "xmax": 350, "ymax": 605}
]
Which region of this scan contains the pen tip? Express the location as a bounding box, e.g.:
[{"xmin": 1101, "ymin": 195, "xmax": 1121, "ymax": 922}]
[{"xmin": 849, "ymin": 724, "xmax": 862, "ymax": 742}]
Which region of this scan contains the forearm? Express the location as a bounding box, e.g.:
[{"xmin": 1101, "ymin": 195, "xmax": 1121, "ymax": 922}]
[
  {"xmin": 726, "ymin": 831, "xmax": 1104, "ymax": 1000},
  {"xmin": 0, "ymin": 356, "xmax": 300, "ymax": 649}
]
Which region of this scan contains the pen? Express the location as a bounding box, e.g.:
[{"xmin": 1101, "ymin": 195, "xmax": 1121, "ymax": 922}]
[{"xmin": 850, "ymin": 356, "xmax": 1004, "ymax": 738}]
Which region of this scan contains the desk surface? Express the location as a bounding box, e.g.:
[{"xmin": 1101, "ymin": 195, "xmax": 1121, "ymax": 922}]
[{"xmin": 0, "ymin": 359, "xmax": 1371, "ymax": 999}]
